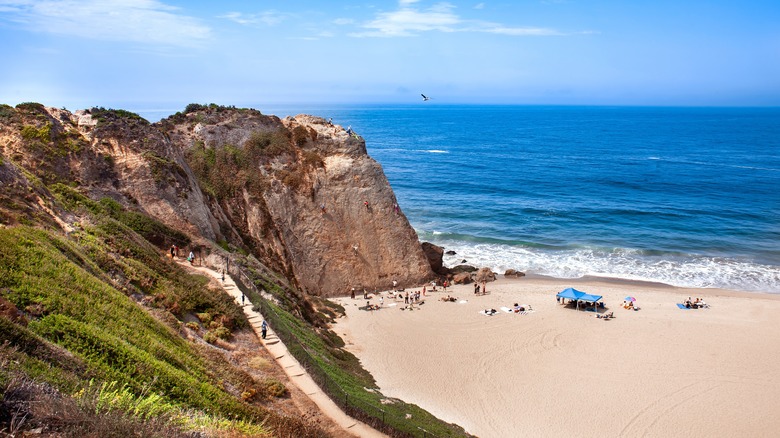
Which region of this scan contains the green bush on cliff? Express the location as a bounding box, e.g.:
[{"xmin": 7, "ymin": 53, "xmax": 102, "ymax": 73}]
[
  {"xmin": 15, "ymin": 102, "xmax": 46, "ymax": 114},
  {"xmin": 0, "ymin": 104, "xmax": 15, "ymax": 118},
  {"xmin": 90, "ymin": 107, "xmax": 148, "ymax": 125},
  {"xmin": 20, "ymin": 124, "xmax": 52, "ymax": 143}
]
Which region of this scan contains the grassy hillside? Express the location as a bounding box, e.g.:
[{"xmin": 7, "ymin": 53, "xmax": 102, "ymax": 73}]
[{"xmin": 0, "ymin": 193, "xmax": 323, "ymax": 436}]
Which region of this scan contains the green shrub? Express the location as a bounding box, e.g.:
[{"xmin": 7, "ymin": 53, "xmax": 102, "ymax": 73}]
[
  {"xmin": 259, "ymin": 378, "xmax": 288, "ymax": 398},
  {"xmin": 202, "ymin": 331, "xmax": 217, "ymax": 344},
  {"xmin": 184, "ymin": 103, "xmax": 208, "ymax": 114},
  {"xmin": 20, "ymin": 124, "xmax": 52, "ymax": 142},
  {"xmin": 196, "ymin": 312, "xmax": 212, "ymax": 325},
  {"xmin": 15, "ymin": 102, "xmax": 46, "ymax": 114},
  {"xmin": 211, "ymin": 326, "xmax": 231, "ymax": 340},
  {"xmin": 90, "ymin": 107, "xmax": 148, "ymax": 124},
  {"xmin": 0, "ymin": 104, "xmax": 14, "ymax": 118}
]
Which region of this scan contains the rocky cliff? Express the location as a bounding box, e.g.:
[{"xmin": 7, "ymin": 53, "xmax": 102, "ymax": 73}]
[{"xmin": 0, "ymin": 103, "xmax": 433, "ymax": 296}]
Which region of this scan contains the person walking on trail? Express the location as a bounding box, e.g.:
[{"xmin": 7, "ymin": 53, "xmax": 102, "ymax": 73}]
[
  {"xmin": 187, "ymin": 251, "xmax": 194, "ymax": 265},
  {"xmin": 241, "ymin": 294, "xmax": 245, "ymax": 306},
  {"xmin": 170, "ymin": 245, "xmax": 175, "ymax": 259},
  {"xmin": 261, "ymin": 320, "xmax": 268, "ymax": 339}
]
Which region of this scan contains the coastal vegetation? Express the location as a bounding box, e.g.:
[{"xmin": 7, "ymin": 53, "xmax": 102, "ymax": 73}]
[
  {"xmin": 0, "ymin": 102, "xmax": 470, "ymax": 437},
  {"xmin": 0, "ymin": 220, "xmax": 319, "ymax": 436}
]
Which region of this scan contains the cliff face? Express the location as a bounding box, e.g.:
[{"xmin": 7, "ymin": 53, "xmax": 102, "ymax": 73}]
[{"xmin": 0, "ymin": 103, "xmax": 433, "ymax": 296}]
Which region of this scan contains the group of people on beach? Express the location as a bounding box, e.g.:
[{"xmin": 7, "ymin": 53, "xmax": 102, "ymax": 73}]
[{"xmin": 683, "ymin": 297, "xmax": 708, "ymax": 309}]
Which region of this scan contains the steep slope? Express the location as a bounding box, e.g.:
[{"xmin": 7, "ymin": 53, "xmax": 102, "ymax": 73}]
[
  {"xmin": 0, "ymin": 103, "xmax": 433, "ymax": 296},
  {"xmin": 163, "ymin": 108, "xmax": 433, "ymax": 295}
]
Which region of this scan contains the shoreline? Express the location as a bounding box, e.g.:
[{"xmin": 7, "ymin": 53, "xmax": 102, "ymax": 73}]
[
  {"xmin": 330, "ymin": 275, "xmax": 780, "ymax": 437},
  {"xmin": 520, "ymin": 272, "xmax": 780, "ymax": 298}
]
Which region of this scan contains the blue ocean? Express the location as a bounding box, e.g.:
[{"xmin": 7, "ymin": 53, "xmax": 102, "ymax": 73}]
[{"xmin": 171, "ymin": 104, "xmax": 780, "ymax": 293}]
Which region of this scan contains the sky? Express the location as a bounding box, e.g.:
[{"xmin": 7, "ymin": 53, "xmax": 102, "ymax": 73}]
[{"xmin": 1, "ymin": 0, "xmax": 779, "ymax": 117}]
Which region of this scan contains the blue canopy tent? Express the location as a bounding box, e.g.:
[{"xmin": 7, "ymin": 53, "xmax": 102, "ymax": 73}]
[{"xmin": 556, "ymin": 287, "xmax": 603, "ymax": 312}]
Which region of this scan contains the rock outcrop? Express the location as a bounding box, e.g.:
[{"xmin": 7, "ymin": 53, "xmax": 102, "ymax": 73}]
[
  {"xmin": 0, "ymin": 103, "xmax": 434, "ymax": 296},
  {"xmin": 421, "ymin": 242, "xmax": 447, "ymax": 275}
]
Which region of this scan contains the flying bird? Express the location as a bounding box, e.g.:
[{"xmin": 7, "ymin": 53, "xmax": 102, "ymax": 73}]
[{"xmin": 421, "ymin": 94, "xmax": 431, "ymax": 101}]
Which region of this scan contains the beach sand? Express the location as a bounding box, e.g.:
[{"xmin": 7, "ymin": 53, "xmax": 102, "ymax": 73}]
[{"xmin": 331, "ymin": 276, "xmax": 780, "ymax": 438}]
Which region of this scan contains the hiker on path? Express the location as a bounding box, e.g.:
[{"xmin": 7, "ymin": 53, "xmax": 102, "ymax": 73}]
[{"xmin": 261, "ymin": 320, "xmax": 268, "ymax": 339}]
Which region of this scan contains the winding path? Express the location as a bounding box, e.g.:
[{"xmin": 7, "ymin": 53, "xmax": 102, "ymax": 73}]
[{"xmin": 181, "ymin": 261, "xmax": 387, "ymax": 438}]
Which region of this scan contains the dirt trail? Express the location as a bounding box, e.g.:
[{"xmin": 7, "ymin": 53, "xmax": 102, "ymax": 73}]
[{"xmin": 180, "ymin": 261, "xmax": 387, "ymax": 438}]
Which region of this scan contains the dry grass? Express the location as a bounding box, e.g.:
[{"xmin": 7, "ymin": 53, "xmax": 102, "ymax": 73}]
[{"xmin": 0, "ymin": 376, "xmax": 195, "ymax": 438}]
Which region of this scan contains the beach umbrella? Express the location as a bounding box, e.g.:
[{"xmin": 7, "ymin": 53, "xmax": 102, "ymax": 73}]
[{"xmin": 625, "ymin": 296, "xmax": 636, "ymax": 302}]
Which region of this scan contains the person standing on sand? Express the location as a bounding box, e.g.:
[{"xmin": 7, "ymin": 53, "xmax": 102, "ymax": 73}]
[
  {"xmin": 404, "ymin": 291, "xmax": 409, "ymax": 304},
  {"xmin": 474, "ymin": 283, "xmax": 479, "ymax": 294},
  {"xmin": 392, "ymin": 279, "xmax": 398, "ymax": 290},
  {"xmin": 261, "ymin": 320, "xmax": 268, "ymax": 339},
  {"xmin": 482, "ymin": 281, "xmax": 486, "ymax": 294},
  {"xmin": 351, "ymin": 288, "xmax": 355, "ymax": 299}
]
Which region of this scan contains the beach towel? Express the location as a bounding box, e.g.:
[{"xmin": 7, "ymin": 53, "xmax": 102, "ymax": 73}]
[
  {"xmin": 387, "ymin": 303, "xmax": 397, "ymax": 307},
  {"xmin": 676, "ymin": 303, "xmax": 690, "ymax": 310},
  {"xmin": 458, "ymin": 300, "xmax": 468, "ymax": 304},
  {"xmin": 479, "ymin": 309, "xmax": 498, "ymax": 316},
  {"xmin": 500, "ymin": 306, "xmax": 513, "ymax": 314}
]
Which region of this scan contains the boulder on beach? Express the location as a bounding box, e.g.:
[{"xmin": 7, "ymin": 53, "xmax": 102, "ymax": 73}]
[
  {"xmin": 475, "ymin": 267, "xmax": 496, "ymax": 283},
  {"xmin": 504, "ymin": 269, "xmax": 526, "ymax": 277},
  {"xmin": 450, "ymin": 264, "xmax": 477, "ymax": 274},
  {"xmin": 452, "ymin": 272, "xmax": 473, "ymax": 284}
]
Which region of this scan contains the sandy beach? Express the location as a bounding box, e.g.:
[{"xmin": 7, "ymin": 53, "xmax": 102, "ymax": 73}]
[{"xmin": 331, "ymin": 276, "xmax": 780, "ymax": 438}]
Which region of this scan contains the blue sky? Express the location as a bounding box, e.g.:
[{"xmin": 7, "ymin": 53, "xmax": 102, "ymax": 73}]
[{"xmin": 1, "ymin": 0, "xmax": 779, "ymax": 116}]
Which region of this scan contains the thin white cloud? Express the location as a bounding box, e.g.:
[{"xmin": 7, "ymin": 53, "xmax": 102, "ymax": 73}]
[
  {"xmin": 483, "ymin": 25, "xmax": 562, "ymax": 36},
  {"xmin": 0, "ymin": 0, "xmax": 210, "ymax": 46},
  {"xmin": 351, "ymin": 1, "xmax": 563, "ymax": 38},
  {"xmin": 474, "ymin": 2, "xmax": 485, "ymax": 10},
  {"xmin": 219, "ymin": 10, "xmax": 287, "ymax": 26},
  {"xmin": 352, "ymin": 2, "xmax": 460, "ymax": 37},
  {"xmin": 333, "ymin": 17, "xmax": 355, "ymax": 26}
]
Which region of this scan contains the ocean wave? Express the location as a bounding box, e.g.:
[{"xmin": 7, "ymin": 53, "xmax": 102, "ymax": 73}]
[
  {"xmin": 434, "ymin": 240, "xmax": 780, "ymax": 293},
  {"xmin": 420, "ymin": 149, "xmax": 449, "ymax": 154}
]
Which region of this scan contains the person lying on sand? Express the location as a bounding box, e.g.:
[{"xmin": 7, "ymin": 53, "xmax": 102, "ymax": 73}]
[{"xmin": 440, "ymin": 295, "xmax": 457, "ymax": 302}]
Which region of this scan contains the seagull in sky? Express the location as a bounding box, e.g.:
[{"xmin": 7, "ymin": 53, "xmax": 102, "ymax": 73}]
[{"xmin": 421, "ymin": 93, "xmax": 431, "ymax": 101}]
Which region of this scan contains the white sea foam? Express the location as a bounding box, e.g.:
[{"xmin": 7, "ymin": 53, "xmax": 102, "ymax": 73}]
[
  {"xmin": 438, "ymin": 241, "xmax": 780, "ymax": 293},
  {"xmin": 423, "ymin": 149, "xmax": 449, "ymax": 154}
]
